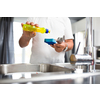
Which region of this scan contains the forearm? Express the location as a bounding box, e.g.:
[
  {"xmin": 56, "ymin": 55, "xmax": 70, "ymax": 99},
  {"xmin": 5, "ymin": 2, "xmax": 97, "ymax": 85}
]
[
  {"xmin": 19, "ymin": 22, "xmax": 38, "ymax": 48},
  {"xmin": 19, "ymin": 34, "xmax": 31, "ymax": 48}
]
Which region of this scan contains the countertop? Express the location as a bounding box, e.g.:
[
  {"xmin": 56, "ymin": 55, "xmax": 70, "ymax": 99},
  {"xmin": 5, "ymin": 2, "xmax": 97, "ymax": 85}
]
[{"xmin": 0, "ymin": 63, "xmax": 100, "ymax": 84}]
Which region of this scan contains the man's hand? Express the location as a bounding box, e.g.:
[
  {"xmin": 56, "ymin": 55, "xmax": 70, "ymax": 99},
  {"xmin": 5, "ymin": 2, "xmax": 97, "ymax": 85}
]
[
  {"xmin": 50, "ymin": 42, "xmax": 66, "ymax": 52},
  {"xmin": 19, "ymin": 21, "xmax": 39, "ymax": 48},
  {"xmin": 50, "ymin": 39, "xmax": 73, "ymax": 52},
  {"xmin": 21, "ymin": 21, "xmax": 39, "ymax": 38}
]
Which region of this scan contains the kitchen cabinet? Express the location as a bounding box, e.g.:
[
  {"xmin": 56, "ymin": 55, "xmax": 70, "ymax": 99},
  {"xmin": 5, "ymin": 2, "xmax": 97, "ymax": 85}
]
[
  {"xmin": 72, "ymin": 17, "xmax": 100, "ymax": 47},
  {"xmin": 72, "ymin": 18, "xmax": 86, "ymax": 33},
  {"xmin": 93, "ymin": 17, "xmax": 100, "ymax": 47}
]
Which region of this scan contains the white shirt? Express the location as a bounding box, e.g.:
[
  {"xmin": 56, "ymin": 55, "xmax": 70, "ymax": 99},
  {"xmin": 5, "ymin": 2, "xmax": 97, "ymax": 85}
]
[{"xmin": 27, "ymin": 17, "xmax": 74, "ymax": 64}]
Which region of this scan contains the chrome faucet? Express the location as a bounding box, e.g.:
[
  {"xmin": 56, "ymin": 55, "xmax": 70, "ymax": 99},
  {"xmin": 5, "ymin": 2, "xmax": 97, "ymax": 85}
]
[
  {"xmin": 84, "ymin": 17, "xmax": 95, "ymax": 72},
  {"xmin": 70, "ymin": 17, "xmax": 95, "ymax": 72}
]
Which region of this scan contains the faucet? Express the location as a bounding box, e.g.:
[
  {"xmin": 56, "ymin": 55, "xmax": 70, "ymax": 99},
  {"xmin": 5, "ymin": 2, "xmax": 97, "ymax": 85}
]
[
  {"xmin": 70, "ymin": 17, "xmax": 95, "ymax": 72},
  {"xmin": 84, "ymin": 17, "xmax": 95, "ymax": 72}
]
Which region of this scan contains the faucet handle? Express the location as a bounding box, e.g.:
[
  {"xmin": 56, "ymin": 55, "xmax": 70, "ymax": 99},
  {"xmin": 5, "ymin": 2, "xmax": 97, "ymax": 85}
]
[
  {"xmin": 75, "ymin": 42, "xmax": 81, "ymax": 54},
  {"xmin": 57, "ymin": 35, "xmax": 65, "ymax": 44}
]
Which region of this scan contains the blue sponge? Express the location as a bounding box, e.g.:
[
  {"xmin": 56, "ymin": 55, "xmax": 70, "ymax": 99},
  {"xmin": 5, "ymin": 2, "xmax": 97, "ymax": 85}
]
[{"xmin": 44, "ymin": 39, "xmax": 57, "ymax": 45}]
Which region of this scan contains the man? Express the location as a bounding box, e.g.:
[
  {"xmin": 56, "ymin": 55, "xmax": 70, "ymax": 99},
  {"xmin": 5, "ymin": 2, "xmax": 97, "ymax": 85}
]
[{"xmin": 19, "ymin": 17, "xmax": 74, "ymax": 64}]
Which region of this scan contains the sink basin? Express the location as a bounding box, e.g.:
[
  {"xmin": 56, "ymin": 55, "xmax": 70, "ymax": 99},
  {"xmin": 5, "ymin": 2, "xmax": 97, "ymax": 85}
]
[
  {"xmin": 54, "ymin": 63, "xmax": 76, "ymax": 69},
  {"xmin": 0, "ymin": 63, "xmax": 74, "ymax": 75}
]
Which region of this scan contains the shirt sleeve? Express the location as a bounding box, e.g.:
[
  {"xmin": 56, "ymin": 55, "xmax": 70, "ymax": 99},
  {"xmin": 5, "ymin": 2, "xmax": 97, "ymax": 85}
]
[{"xmin": 63, "ymin": 17, "xmax": 74, "ymax": 40}]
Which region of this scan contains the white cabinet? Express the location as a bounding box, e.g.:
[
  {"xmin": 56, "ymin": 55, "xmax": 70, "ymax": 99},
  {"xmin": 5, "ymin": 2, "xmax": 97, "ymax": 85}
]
[
  {"xmin": 72, "ymin": 18, "xmax": 86, "ymax": 33},
  {"xmin": 72, "ymin": 17, "xmax": 100, "ymax": 47},
  {"xmin": 93, "ymin": 17, "xmax": 100, "ymax": 47}
]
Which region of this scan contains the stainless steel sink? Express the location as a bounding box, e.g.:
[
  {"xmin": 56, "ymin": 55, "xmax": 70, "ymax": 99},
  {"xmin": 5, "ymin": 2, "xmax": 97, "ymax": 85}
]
[
  {"xmin": 54, "ymin": 63, "xmax": 87, "ymax": 72},
  {"xmin": 54, "ymin": 63, "xmax": 76, "ymax": 69},
  {"xmin": 0, "ymin": 63, "xmax": 100, "ymax": 84},
  {"xmin": 0, "ymin": 63, "xmax": 75, "ymax": 75}
]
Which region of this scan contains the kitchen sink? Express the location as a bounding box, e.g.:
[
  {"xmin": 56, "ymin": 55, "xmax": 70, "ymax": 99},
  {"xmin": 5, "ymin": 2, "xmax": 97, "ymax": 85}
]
[{"xmin": 0, "ymin": 63, "xmax": 75, "ymax": 75}]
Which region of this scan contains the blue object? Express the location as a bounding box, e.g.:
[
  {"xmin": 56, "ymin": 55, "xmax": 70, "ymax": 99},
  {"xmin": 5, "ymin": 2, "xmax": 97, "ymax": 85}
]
[{"xmin": 44, "ymin": 39, "xmax": 57, "ymax": 45}]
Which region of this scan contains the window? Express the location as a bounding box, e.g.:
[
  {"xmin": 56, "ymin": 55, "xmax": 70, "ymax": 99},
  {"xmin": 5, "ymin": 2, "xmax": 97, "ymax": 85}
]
[{"xmin": 13, "ymin": 21, "xmax": 32, "ymax": 63}]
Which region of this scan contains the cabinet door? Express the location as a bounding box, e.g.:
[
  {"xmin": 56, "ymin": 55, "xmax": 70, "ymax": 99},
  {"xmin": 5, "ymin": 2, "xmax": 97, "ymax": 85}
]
[{"xmin": 93, "ymin": 17, "xmax": 100, "ymax": 47}]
